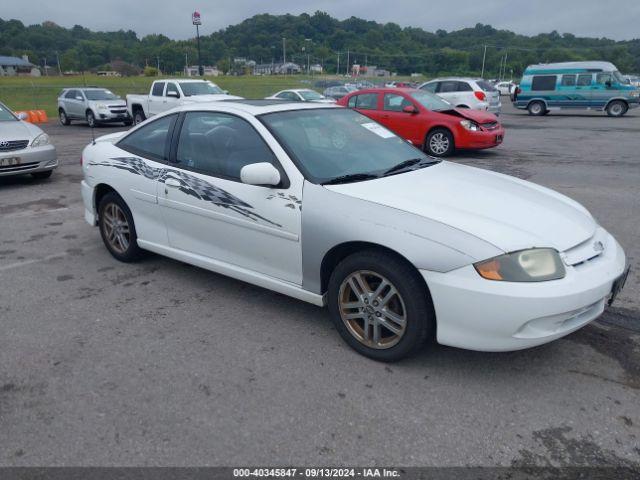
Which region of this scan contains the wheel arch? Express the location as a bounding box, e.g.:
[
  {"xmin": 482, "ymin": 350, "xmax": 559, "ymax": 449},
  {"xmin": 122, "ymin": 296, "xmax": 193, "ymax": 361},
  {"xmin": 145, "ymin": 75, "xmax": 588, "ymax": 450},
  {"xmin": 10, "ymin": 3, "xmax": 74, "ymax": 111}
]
[
  {"xmin": 604, "ymin": 97, "xmax": 629, "ymax": 110},
  {"xmin": 526, "ymin": 98, "xmax": 548, "ymax": 110},
  {"xmin": 320, "ymin": 241, "xmax": 430, "ymax": 296},
  {"xmin": 424, "ymin": 124, "xmax": 456, "ymax": 148},
  {"xmin": 94, "ymin": 183, "xmax": 120, "ymax": 213}
]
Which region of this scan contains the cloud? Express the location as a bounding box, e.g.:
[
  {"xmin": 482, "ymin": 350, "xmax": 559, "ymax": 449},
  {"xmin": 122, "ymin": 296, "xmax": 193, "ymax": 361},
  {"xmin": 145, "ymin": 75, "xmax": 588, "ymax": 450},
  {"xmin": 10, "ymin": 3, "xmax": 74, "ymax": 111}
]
[{"xmin": 3, "ymin": 0, "xmax": 639, "ymax": 41}]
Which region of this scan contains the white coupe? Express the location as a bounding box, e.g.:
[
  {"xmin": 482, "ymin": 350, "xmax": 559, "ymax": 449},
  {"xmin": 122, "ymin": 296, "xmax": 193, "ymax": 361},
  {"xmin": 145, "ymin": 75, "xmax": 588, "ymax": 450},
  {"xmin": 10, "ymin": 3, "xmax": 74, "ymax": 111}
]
[{"xmin": 81, "ymin": 100, "xmax": 628, "ymax": 361}]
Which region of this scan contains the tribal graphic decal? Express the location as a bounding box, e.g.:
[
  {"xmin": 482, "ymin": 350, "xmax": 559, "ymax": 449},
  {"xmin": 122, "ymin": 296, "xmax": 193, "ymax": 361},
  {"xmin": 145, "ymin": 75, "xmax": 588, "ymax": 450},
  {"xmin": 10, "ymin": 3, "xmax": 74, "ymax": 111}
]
[{"xmin": 90, "ymin": 156, "xmax": 282, "ymax": 227}]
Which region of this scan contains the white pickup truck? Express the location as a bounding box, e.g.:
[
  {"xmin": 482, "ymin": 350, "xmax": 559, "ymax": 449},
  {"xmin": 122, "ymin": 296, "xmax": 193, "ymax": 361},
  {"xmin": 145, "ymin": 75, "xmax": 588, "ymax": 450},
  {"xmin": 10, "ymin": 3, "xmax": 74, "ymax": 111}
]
[{"xmin": 126, "ymin": 79, "xmax": 242, "ymax": 124}]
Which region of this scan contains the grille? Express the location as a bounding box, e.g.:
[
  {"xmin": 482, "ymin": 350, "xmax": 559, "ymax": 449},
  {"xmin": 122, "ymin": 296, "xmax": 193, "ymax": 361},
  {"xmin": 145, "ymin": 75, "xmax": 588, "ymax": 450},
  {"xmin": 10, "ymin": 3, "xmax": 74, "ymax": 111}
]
[
  {"xmin": 0, "ymin": 140, "xmax": 29, "ymax": 152},
  {"xmin": 109, "ymin": 109, "xmax": 127, "ymax": 114},
  {"xmin": 481, "ymin": 122, "xmax": 499, "ymax": 130}
]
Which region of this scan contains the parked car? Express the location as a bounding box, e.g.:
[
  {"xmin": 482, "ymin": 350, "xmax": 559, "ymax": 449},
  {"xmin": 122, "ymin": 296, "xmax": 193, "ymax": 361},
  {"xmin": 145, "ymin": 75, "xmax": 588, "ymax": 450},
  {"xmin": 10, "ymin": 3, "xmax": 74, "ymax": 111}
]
[
  {"xmin": 513, "ymin": 61, "xmax": 640, "ymax": 117},
  {"xmin": 495, "ymin": 81, "xmax": 516, "ymax": 96},
  {"xmin": 419, "ymin": 78, "xmax": 502, "ymax": 115},
  {"xmin": 323, "ymin": 85, "xmax": 357, "ymax": 100},
  {"xmin": 58, "ymin": 87, "xmax": 131, "ymax": 127},
  {"xmin": 0, "ymin": 101, "xmax": 57, "ymax": 179},
  {"xmin": 80, "ymin": 100, "xmax": 627, "ymax": 361},
  {"xmin": 338, "ymin": 88, "xmax": 504, "ymax": 157},
  {"xmin": 265, "ymin": 89, "xmax": 335, "ymax": 103},
  {"xmin": 385, "ymin": 81, "xmax": 412, "ymax": 88},
  {"xmin": 314, "ymin": 80, "xmax": 343, "ymax": 89},
  {"xmin": 126, "ymin": 79, "xmax": 242, "ymax": 125}
]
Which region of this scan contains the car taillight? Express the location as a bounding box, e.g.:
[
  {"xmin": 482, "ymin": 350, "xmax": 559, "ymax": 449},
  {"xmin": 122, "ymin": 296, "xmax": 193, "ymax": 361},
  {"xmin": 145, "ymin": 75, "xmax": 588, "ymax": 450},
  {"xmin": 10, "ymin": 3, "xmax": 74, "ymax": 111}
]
[{"xmin": 474, "ymin": 91, "xmax": 486, "ymax": 101}]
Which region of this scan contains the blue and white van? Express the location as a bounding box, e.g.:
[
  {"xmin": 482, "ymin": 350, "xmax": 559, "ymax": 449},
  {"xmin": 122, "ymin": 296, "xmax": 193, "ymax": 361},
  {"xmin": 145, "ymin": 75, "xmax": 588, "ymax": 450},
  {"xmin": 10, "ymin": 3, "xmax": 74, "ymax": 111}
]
[{"xmin": 513, "ymin": 61, "xmax": 640, "ymax": 116}]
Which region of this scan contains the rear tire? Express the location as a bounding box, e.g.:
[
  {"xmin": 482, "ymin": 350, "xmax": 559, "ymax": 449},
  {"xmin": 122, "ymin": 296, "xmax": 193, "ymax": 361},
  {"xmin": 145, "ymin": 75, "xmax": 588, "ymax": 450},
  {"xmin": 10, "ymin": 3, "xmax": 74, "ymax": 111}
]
[
  {"xmin": 606, "ymin": 100, "xmax": 627, "ymax": 117},
  {"xmin": 58, "ymin": 109, "xmax": 71, "ymax": 126},
  {"xmin": 327, "ymin": 249, "xmax": 435, "ymax": 362},
  {"xmin": 32, "ymin": 170, "xmax": 53, "ymax": 180},
  {"xmin": 425, "ymin": 128, "xmax": 454, "ymax": 157},
  {"xmin": 98, "ymin": 192, "xmax": 144, "ymax": 263},
  {"xmin": 527, "ymin": 101, "xmax": 546, "ymax": 116}
]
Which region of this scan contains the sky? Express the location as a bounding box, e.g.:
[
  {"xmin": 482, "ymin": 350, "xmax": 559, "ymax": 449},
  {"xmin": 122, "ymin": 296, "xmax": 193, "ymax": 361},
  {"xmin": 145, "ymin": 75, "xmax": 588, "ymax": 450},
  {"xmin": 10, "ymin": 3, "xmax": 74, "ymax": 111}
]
[{"xmin": 2, "ymin": 0, "xmax": 640, "ymax": 41}]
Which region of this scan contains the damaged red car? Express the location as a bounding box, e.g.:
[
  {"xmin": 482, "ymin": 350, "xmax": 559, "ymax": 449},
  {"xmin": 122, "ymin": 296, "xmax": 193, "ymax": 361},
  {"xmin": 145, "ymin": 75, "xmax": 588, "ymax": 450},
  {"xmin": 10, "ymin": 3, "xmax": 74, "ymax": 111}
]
[{"xmin": 338, "ymin": 88, "xmax": 505, "ymax": 157}]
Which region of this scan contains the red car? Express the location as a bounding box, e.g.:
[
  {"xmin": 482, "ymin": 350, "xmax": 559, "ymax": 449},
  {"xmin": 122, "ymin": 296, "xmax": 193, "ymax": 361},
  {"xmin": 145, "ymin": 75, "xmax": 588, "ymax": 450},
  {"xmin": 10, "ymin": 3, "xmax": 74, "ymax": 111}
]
[{"xmin": 338, "ymin": 88, "xmax": 504, "ymax": 157}]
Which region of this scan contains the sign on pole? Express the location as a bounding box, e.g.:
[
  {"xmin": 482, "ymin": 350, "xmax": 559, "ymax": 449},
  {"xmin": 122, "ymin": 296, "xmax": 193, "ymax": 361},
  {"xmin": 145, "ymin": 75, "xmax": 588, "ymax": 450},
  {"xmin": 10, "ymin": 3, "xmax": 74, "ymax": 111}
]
[{"xmin": 192, "ymin": 11, "xmax": 202, "ymax": 26}]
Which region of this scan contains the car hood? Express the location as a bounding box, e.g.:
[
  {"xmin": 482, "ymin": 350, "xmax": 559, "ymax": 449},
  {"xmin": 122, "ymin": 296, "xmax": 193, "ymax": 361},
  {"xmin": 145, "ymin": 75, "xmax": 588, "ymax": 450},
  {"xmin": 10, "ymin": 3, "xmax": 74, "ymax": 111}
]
[
  {"xmin": 438, "ymin": 108, "xmax": 498, "ymax": 123},
  {"xmin": 325, "ymin": 162, "xmax": 596, "ymax": 253},
  {"xmin": 183, "ymin": 94, "xmax": 243, "ymax": 102},
  {"xmin": 0, "ymin": 120, "xmax": 41, "ymax": 140}
]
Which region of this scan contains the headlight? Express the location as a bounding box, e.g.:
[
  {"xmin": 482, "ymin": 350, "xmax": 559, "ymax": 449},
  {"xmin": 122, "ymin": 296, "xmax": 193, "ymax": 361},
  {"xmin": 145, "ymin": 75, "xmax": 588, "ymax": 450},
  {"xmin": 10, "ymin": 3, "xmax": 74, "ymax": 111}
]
[
  {"xmin": 31, "ymin": 133, "xmax": 50, "ymax": 148},
  {"xmin": 474, "ymin": 248, "xmax": 566, "ymax": 282},
  {"xmin": 96, "ymin": 103, "xmax": 108, "ymax": 110},
  {"xmin": 460, "ymin": 119, "xmax": 481, "ymax": 131}
]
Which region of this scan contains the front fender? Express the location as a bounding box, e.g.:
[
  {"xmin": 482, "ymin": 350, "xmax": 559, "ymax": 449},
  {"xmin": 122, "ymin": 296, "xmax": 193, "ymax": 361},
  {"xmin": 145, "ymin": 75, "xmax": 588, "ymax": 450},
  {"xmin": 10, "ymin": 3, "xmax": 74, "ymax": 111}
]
[{"xmin": 301, "ymin": 182, "xmax": 502, "ymax": 294}]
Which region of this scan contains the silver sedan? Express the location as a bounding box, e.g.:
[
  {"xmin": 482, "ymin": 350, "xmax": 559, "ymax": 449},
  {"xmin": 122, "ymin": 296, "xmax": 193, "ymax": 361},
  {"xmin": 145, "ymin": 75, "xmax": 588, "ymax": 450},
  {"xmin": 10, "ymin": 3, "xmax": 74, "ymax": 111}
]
[{"xmin": 0, "ymin": 102, "xmax": 57, "ymax": 179}]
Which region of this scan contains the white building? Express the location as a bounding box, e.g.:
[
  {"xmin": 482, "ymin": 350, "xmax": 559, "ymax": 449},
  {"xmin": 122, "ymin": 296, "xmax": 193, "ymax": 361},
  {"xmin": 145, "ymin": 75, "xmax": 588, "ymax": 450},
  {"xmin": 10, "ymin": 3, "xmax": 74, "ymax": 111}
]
[
  {"xmin": 0, "ymin": 55, "xmax": 40, "ymax": 77},
  {"xmin": 184, "ymin": 65, "xmax": 220, "ymax": 77}
]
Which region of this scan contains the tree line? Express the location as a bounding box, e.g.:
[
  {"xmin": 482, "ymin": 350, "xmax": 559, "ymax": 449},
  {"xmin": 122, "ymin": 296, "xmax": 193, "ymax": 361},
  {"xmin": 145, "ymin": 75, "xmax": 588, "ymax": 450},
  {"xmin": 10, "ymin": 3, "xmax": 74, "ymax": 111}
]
[{"xmin": 1, "ymin": 12, "xmax": 639, "ymax": 78}]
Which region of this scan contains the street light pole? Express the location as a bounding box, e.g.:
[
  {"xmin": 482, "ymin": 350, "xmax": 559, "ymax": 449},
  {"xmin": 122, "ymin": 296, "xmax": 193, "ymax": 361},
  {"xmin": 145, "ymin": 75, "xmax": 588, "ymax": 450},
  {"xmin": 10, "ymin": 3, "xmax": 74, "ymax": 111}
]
[
  {"xmin": 480, "ymin": 44, "xmax": 487, "ymax": 78},
  {"xmin": 192, "ymin": 11, "xmax": 203, "ymax": 76}
]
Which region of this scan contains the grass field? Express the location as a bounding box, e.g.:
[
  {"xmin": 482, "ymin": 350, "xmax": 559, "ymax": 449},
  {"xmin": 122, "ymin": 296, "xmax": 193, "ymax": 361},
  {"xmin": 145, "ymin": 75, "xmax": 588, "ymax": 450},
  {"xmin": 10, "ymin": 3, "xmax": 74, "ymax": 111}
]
[{"xmin": 0, "ymin": 74, "xmax": 422, "ymax": 118}]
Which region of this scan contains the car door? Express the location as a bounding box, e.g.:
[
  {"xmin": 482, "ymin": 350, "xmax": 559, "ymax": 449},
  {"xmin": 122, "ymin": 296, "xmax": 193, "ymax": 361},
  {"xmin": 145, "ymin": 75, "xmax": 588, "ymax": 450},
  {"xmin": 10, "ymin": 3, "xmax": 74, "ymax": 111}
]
[
  {"xmin": 593, "ymin": 72, "xmax": 616, "ymax": 110},
  {"xmin": 158, "ymin": 110, "xmax": 303, "ymax": 284},
  {"xmin": 349, "ymin": 92, "xmax": 381, "ymax": 122},
  {"xmin": 65, "ymin": 89, "xmax": 84, "ymax": 118},
  {"xmin": 163, "ymin": 82, "xmax": 182, "ymax": 111},
  {"xmin": 380, "ymin": 93, "xmax": 423, "ymax": 145},
  {"xmin": 97, "ymin": 113, "xmax": 178, "ymax": 244},
  {"xmin": 437, "ymin": 81, "xmax": 460, "ymax": 105},
  {"xmin": 575, "ymin": 74, "xmax": 593, "ymax": 107},
  {"xmin": 148, "ymin": 82, "xmax": 166, "ymax": 116}
]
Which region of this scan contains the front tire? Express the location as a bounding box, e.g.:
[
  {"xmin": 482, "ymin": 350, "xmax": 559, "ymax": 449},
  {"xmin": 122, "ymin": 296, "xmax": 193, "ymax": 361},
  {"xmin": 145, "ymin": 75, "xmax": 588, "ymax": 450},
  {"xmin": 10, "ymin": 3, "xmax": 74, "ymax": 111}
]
[
  {"xmin": 86, "ymin": 110, "xmax": 97, "ymax": 128},
  {"xmin": 606, "ymin": 100, "xmax": 627, "ymax": 117},
  {"xmin": 527, "ymin": 101, "xmax": 546, "ymax": 116},
  {"xmin": 425, "ymin": 128, "xmax": 454, "ymax": 157},
  {"xmin": 59, "ymin": 109, "xmax": 71, "ymax": 126},
  {"xmin": 98, "ymin": 192, "xmax": 143, "ymax": 262},
  {"xmin": 328, "ymin": 250, "xmax": 435, "ymax": 362},
  {"xmin": 133, "ymin": 109, "xmax": 146, "ymax": 125}
]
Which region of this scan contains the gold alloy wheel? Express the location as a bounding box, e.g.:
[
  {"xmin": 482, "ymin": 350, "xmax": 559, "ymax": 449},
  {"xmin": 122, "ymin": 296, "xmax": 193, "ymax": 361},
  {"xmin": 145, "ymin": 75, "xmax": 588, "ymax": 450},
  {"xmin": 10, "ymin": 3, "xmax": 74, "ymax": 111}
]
[
  {"xmin": 102, "ymin": 202, "xmax": 131, "ymax": 254},
  {"xmin": 338, "ymin": 270, "xmax": 407, "ymax": 349}
]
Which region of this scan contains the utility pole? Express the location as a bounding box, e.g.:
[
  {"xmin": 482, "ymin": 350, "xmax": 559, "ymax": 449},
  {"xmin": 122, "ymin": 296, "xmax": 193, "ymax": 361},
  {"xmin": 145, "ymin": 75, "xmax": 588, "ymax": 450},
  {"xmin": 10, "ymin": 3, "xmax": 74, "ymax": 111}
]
[
  {"xmin": 282, "ymin": 37, "xmax": 286, "ymax": 65},
  {"xmin": 346, "ymin": 49, "xmax": 350, "ymax": 76},
  {"xmin": 480, "ymin": 44, "xmax": 487, "ymax": 78},
  {"xmin": 503, "ymin": 52, "xmax": 508, "ymax": 80},
  {"xmin": 336, "ymin": 52, "xmax": 340, "ymax": 76},
  {"xmin": 156, "ymin": 56, "xmax": 160, "ymax": 76},
  {"xmin": 192, "ymin": 11, "xmax": 203, "ymax": 76},
  {"xmin": 55, "ymin": 51, "xmax": 62, "ymax": 76}
]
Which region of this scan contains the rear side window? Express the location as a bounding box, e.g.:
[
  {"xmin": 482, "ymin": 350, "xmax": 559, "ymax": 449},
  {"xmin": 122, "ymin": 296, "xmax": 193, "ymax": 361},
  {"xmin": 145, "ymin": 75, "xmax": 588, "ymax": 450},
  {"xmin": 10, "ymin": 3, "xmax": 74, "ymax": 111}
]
[
  {"xmin": 118, "ymin": 114, "xmax": 176, "ymax": 161},
  {"xmin": 577, "ymin": 74, "xmax": 592, "ymax": 86},
  {"xmin": 152, "ymin": 82, "xmax": 165, "ymax": 97},
  {"xmin": 561, "ymin": 75, "xmax": 576, "ymax": 86},
  {"xmin": 531, "ymin": 76, "xmax": 557, "ymax": 91},
  {"xmin": 351, "ymin": 93, "xmax": 378, "ymax": 110}
]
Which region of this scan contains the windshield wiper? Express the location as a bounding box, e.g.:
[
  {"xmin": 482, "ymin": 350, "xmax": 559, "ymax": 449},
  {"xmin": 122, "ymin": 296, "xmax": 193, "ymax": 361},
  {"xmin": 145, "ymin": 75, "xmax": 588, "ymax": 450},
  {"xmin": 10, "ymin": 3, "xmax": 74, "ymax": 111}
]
[
  {"xmin": 382, "ymin": 158, "xmax": 439, "ymax": 177},
  {"xmin": 321, "ymin": 173, "xmax": 379, "ymax": 185}
]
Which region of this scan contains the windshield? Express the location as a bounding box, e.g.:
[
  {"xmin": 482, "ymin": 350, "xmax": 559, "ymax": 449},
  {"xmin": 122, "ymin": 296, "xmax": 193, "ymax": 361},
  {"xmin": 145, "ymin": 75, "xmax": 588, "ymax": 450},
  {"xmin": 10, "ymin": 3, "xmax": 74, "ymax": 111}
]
[
  {"xmin": 179, "ymin": 81, "xmax": 225, "ymax": 96},
  {"xmin": 299, "ymin": 90, "xmax": 325, "ymax": 101},
  {"xmin": 260, "ymin": 108, "xmax": 437, "ymax": 184},
  {"xmin": 0, "ymin": 102, "xmax": 18, "ymax": 121},
  {"xmin": 410, "ymin": 90, "xmax": 452, "ymax": 111},
  {"xmin": 613, "ymin": 71, "xmax": 626, "ymax": 84},
  {"xmin": 84, "ymin": 89, "xmax": 119, "ymax": 101}
]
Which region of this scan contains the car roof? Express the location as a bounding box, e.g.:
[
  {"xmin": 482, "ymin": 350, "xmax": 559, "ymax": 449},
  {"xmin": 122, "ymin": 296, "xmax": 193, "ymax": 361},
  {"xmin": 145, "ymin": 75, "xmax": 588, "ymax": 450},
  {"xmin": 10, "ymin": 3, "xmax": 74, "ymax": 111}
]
[
  {"xmin": 426, "ymin": 77, "xmax": 480, "ymax": 82},
  {"xmin": 179, "ymin": 99, "xmax": 341, "ymax": 115},
  {"xmin": 157, "ymin": 78, "xmax": 214, "ymax": 83},
  {"xmin": 345, "ymin": 87, "xmax": 421, "ymax": 95},
  {"xmin": 525, "ymin": 61, "xmax": 617, "ymax": 72}
]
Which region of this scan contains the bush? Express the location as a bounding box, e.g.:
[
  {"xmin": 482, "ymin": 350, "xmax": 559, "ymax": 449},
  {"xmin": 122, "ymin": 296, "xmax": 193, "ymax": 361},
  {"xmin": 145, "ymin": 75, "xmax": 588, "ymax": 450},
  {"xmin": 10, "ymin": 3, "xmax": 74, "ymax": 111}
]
[{"xmin": 143, "ymin": 66, "xmax": 159, "ymax": 77}]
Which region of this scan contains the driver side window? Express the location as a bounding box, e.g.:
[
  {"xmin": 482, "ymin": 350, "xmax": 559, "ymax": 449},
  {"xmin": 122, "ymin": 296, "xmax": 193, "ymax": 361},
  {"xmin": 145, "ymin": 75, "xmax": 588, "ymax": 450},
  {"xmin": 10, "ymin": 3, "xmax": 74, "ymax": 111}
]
[{"xmin": 175, "ymin": 111, "xmax": 277, "ymax": 181}]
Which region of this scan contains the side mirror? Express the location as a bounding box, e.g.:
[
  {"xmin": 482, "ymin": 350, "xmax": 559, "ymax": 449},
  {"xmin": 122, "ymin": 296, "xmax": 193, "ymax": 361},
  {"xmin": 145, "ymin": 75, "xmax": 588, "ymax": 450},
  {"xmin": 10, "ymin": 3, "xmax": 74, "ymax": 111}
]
[
  {"xmin": 166, "ymin": 91, "xmax": 180, "ymax": 98},
  {"xmin": 17, "ymin": 112, "xmax": 29, "ymax": 121},
  {"xmin": 403, "ymin": 105, "xmax": 418, "ymax": 114},
  {"xmin": 240, "ymin": 162, "xmax": 281, "ymax": 187}
]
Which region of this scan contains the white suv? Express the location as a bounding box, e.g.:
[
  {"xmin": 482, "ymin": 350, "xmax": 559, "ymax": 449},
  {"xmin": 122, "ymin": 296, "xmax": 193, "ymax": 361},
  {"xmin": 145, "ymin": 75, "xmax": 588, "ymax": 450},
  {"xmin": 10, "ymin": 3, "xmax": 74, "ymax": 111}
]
[{"xmin": 419, "ymin": 78, "xmax": 501, "ymax": 115}]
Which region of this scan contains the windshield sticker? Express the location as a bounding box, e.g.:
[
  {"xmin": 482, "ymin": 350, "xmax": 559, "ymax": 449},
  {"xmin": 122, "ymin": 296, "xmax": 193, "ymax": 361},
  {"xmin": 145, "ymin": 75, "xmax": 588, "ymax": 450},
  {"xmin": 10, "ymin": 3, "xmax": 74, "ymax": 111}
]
[{"xmin": 361, "ymin": 122, "xmax": 395, "ymax": 139}]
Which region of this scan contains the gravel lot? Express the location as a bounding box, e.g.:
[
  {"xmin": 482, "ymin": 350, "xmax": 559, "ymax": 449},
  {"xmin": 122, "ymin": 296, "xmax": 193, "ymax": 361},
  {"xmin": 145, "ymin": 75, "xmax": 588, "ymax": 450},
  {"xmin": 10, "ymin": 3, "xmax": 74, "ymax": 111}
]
[{"xmin": 1, "ymin": 103, "xmax": 639, "ymax": 467}]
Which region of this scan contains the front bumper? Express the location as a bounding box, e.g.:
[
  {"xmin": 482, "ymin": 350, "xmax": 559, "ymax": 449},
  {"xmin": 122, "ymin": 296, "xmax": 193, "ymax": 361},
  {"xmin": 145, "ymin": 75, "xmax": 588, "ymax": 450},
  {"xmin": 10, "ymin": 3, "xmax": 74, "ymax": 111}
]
[
  {"xmin": 96, "ymin": 110, "xmax": 131, "ymax": 123},
  {"xmin": 421, "ymin": 229, "xmax": 626, "ymax": 352},
  {"xmin": 0, "ymin": 144, "xmax": 57, "ymax": 177},
  {"xmin": 456, "ymin": 127, "xmax": 505, "ymax": 150},
  {"xmin": 488, "ymin": 103, "xmax": 502, "ymax": 115}
]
